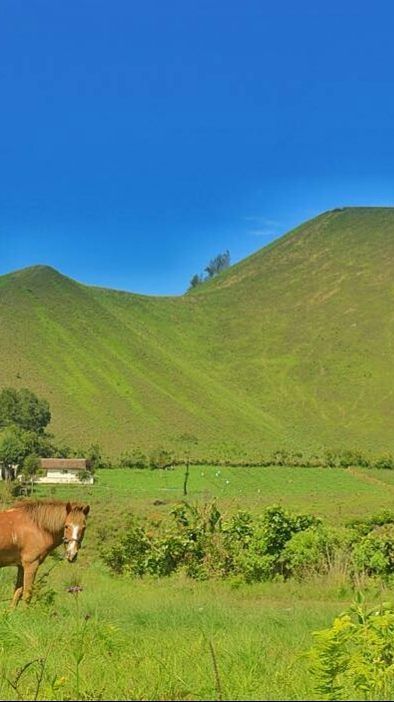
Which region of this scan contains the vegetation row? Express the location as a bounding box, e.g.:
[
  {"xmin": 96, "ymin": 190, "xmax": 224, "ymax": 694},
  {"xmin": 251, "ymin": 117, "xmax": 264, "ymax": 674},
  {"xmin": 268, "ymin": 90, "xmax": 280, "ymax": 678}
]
[{"xmin": 100, "ymin": 502, "xmax": 394, "ymax": 584}]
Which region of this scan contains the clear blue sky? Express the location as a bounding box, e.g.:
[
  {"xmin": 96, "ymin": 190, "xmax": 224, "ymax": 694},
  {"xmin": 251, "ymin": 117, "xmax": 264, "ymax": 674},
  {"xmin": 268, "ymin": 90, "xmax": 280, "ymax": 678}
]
[{"xmin": 1, "ymin": 0, "xmax": 394, "ymax": 295}]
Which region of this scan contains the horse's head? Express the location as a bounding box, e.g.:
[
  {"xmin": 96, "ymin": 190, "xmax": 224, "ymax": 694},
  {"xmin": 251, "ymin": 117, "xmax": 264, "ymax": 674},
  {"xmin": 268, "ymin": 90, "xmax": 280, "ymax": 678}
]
[{"xmin": 63, "ymin": 502, "xmax": 90, "ymax": 562}]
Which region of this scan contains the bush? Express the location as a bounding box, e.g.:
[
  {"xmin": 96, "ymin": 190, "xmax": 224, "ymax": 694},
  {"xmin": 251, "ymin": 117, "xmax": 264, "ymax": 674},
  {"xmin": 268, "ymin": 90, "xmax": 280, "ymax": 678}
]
[
  {"xmin": 85, "ymin": 443, "xmax": 112, "ymax": 469},
  {"xmin": 310, "ymin": 595, "xmax": 394, "ymax": 700},
  {"xmin": 100, "ymin": 520, "xmax": 151, "ymax": 576},
  {"xmin": 347, "ymin": 510, "xmax": 394, "ymax": 536},
  {"xmin": 222, "ymin": 506, "xmax": 320, "ymax": 582},
  {"xmin": 281, "ymin": 526, "xmax": 347, "ymax": 578},
  {"xmin": 149, "ymin": 448, "xmax": 174, "ymax": 470},
  {"xmin": 119, "ymin": 449, "xmax": 149, "ymax": 469},
  {"xmin": 337, "ymin": 450, "xmax": 370, "ymax": 468},
  {"xmin": 102, "ymin": 502, "xmax": 394, "ymax": 586},
  {"xmin": 158, "ymin": 502, "xmax": 224, "ymax": 579},
  {"xmin": 321, "ymin": 449, "xmax": 370, "ymax": 469},
  {"xmin": 374, "ymin": 454, "xmax": 394, "ymax": 470},
  {"xmin": 351, "ymin": 525, "xmax": 394, "ymax": 578}
]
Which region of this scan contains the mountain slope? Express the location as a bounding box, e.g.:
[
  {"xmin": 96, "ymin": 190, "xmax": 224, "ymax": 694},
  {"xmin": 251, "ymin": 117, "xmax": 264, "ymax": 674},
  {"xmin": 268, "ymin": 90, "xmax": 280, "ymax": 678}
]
[{"xmin": 1, "ymin": 207, "xmax": 393, "ymax": 457}]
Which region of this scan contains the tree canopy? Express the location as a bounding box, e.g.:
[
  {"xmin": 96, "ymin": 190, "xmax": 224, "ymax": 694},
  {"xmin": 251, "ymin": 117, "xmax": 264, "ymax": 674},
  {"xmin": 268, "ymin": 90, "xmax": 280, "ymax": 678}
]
[
  {"xmin": 0, "ymin": 387, "xmax": 51, "ymax": 433},
  {"xmin": 204, "ymin": 250, "xmax": 230, "ymax": 279},
  {"xmin": 188, "ymin": 250, "xmax": 231, "ymax": 290}
]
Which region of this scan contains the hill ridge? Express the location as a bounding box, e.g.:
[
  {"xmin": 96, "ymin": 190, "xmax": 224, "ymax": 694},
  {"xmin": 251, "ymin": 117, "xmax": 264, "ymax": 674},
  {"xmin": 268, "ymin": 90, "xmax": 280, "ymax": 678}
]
[
  {"xmin": 1, "ymin": 207, "xmax": 393, "ymax": 458},
  {"xmin": 4, "ymin": 205, "xmax": 394, "ymax": 297}
]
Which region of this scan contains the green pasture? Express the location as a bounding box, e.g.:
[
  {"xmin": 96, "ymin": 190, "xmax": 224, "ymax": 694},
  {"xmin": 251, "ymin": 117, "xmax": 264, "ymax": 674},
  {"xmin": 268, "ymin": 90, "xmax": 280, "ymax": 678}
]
[{"xmin": 33, "ymin": 464, "xmax": 394, "ymax": 526}]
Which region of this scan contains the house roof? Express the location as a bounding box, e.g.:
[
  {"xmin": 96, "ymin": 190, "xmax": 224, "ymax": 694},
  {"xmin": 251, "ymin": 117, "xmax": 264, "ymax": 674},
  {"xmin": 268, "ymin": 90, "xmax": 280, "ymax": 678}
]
[{"xmin": 39, "ymin": 458, "xmax": 90, "ymax": 471}]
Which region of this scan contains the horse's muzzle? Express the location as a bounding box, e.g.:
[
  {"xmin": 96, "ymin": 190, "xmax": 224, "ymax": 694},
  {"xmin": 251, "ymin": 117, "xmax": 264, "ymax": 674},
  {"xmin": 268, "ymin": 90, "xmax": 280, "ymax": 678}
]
[
  {"xmin": 65, "ymin": 541, "xmax": 80, "ymax": 562},
  {"xmin": 66, "ymin": 551, "xmax": 78, "ymax": 563}
]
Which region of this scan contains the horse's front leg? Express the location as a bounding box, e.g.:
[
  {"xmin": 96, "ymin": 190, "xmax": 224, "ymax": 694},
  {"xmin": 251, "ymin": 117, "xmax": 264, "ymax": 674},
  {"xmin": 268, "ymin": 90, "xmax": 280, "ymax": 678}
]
[
  {"xmin": 10, "ymin": 565, "xmax": 24, "ymax": 608},
  {"xmin": 22, "ymin": 561, "xmax": 40, "ymax": 604}
]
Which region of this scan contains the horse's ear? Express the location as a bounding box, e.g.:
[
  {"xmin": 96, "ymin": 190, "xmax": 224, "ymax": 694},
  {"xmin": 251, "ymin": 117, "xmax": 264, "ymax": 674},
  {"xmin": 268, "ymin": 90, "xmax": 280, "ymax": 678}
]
[
  {"xmin": 66, "ymin": 502, "xmax": 72, "ymax": 514},
  {"xmin": 83, "ymin": 504, "xmax": 90, "ymax": 516}
]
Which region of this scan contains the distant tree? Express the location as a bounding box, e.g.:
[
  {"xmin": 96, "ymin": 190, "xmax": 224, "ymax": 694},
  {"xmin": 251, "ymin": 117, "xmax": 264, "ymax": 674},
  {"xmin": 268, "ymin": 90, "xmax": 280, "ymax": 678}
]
[
  {"xmin": 22, "ymin": 429, "xmax": 57, "ymax": 458},
  {"xmin": 53, "ymin": 443, "xmax": 73, "ymax": 458},
  {"xmin": 149, "ymin": 448, "xmax": 174, "ymax": 470},
  {"xmin": 21, "ymin": 453, "xmax": 42, "ymax": 495},
  {"xmin": 86, "ymin": 443, "xmax": 103, "ymax": 471},
  {"xmin": 177, "ymin": 433, "xmax": 198, "ymax": 496},
  {"xmin": 0, "ymin": 427, "xmax": 29, "ymax": 479},
  {"xmin": 187, "ymin": 250, "xmax": 231, "ymax": 292},
  {"xmin": 204, "ymin": 250, "xmax": 230, "ymax": 279},
  {"xmin": 0, "ymin": 388, "xmax": 50, "ymax": 433},
  {"xmin": 189, "ymin": 274, "xmax": 203, "ymax": 290}
]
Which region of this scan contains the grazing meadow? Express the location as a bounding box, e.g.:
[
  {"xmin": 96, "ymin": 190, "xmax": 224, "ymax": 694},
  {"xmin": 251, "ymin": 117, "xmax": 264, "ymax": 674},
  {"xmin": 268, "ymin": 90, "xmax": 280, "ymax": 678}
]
[{"xmin": 2, "ymin": 465, "xmax": 394, "ymax": 700}]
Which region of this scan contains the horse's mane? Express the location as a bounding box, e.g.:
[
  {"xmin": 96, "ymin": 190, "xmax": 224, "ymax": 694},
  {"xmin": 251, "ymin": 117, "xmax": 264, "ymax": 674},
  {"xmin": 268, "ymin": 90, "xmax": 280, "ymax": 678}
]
[{"xmin": 14, "ymin": 500, "xmax": 85, "ymax": 534}]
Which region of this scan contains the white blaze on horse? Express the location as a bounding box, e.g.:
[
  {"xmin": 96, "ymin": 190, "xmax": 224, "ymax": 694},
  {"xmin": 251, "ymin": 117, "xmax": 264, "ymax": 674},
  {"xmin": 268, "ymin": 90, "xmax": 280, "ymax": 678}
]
[{"xmin": 0, "ymin": 500, "xmax": 90, "ymax": 606}]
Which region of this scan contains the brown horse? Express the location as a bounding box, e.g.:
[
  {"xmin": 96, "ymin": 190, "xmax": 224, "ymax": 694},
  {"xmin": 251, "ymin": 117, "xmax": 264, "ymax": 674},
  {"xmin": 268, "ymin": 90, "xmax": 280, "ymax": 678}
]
[{"xmin": 0, "ymin": 499, "xmax": 90, "ymax": 606}]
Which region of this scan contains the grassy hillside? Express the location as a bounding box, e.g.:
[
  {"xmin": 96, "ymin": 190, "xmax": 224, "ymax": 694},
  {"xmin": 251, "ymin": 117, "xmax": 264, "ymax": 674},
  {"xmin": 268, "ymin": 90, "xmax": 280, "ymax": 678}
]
[{"xmin": 0, "ymin": 207, "xmax": 393, "ymax": 457}]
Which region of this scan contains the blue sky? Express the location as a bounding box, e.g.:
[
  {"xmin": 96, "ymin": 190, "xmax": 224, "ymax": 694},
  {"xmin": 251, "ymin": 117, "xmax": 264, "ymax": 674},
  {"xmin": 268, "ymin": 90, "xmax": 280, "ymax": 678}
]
[{"xmin": 1, "ymin": 0, "xmax": 394, "ymax": 295}]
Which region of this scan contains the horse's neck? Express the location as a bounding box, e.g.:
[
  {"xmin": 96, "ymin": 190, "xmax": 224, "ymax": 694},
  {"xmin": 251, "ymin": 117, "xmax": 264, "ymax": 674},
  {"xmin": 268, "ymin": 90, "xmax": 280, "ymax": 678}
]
[{"xmin": 50, "ymin": 527, "xmax": 64, "ymax": 549}]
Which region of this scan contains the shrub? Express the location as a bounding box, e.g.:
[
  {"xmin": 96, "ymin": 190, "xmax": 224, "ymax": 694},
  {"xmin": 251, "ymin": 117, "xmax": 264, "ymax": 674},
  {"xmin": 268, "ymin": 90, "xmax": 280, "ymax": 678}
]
[
  {"xmin": 222, "ymin": 506, "xmax": 320, "ymax": 582},
  {"xmin": 101, "ymin": 503, "xmax": 362, "ymax": 585},
  {"xmin": 149, "ymin": 448, "xmax": 174, "ymax": 470},
  {"xmin": 337, "ymin": 449, "xmax": 369, "ymax": 468},
  {"xmin": 347, "ymin": 510, "xmax": 394, "ymax": 536},
  {"xmin": 85, "ymin": 443, "xmax": 112, "ymax": 469},
  {"xmin": 281, "ymin": 526, "xmax": 348, "ymax": 578},
  {"xmin": 146, "ymin": 531, "xmax": 190, "ymax": 577},
  {"xmin": 100, "ymin": 520, "xmax": 151, "ymax": 576},
  {"xmin": 310, "ymin": 595, "xmax": 394, "ymax": 700},
  {"xmin": 160, "ymin": 501, "xmax": 224, "ymax": 579},
  {"xmin": 322, "ymin": 449, "xmax": 370, "ymax": 469},
  {"xmin": 256, "ymin": 505, "xmax": 319, "ymax": 556},
  {"xmin": 374, "ymin": 454, "xmax": 394, "ymax": 470},
  {"xmin": 119, "ymin": 449, "xmax": 149, "ymax": 469},
  {"xmin": 351, "ymin": 525, "xmax": 394, "ymax": 578},
  {"xmin": 323, "ymin": 450, "xmax": 338, "ymax": 468}
]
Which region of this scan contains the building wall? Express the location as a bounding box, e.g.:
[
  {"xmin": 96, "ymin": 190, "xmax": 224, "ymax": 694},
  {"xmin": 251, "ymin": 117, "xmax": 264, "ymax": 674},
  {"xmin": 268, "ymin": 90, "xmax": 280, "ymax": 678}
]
[{"xmin": 36, "ymin": 469, "xmax": 94, "ymax": 485}]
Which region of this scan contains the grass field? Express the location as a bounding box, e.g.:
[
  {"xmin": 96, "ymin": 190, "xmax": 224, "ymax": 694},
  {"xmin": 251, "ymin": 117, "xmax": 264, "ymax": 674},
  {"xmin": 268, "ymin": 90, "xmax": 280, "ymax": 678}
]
[
  {"xmin": 0, "ymin": 569, "xmax": 360, "ymax": 701},
  {"xmin": 1, "ymin": 207, "xmax": 393, "ymax": 458},
  {"xmin": 1, "ymin": 465, "xmax": 394, "ymax": 700},
  {"xmin": 29, "ymin": 464, "xmax": 394, "ymax": 529}
]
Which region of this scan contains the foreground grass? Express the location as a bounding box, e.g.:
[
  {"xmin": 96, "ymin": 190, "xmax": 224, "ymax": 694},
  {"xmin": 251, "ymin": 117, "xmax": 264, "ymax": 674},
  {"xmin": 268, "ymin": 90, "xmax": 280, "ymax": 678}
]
[{"xmin": 0, "ymin": 563, "xmax": 372, "ymax": 701}]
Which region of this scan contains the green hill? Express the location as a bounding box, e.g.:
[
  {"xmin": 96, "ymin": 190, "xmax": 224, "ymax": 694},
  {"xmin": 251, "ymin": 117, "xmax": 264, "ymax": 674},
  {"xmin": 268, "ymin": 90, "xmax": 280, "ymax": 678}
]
[{"xmin": 1, "ymin": 207, "xmax": 393, "ymax": 458}]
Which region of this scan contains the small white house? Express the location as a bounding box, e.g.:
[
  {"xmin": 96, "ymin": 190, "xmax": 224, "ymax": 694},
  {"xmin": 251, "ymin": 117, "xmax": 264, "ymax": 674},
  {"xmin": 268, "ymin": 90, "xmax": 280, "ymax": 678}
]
[{"xmin": 37, "ymin": 458, "xmax": 94, "ymax": 485}]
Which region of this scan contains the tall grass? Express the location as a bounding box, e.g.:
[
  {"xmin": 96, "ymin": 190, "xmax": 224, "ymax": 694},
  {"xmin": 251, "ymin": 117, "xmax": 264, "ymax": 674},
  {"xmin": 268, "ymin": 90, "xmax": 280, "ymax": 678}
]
[{"xmin": 0, "ymin": 564, "xmax": 360, "ymax": 701}]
